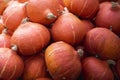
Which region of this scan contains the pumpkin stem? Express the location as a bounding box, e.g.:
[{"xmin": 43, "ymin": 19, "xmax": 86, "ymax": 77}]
[
  {"xmin": 11, "ymin": 44, "xmax": 18, "ymax": 52},
  {"xmin": 24, "ymin": 1, "xmax": 28, "ymax": 6},
  {"xmin": 77, "ymin": 48, "xmax": 84, "ymax": 58},
  {"xmin": 108, "ymin": 60, "xmax": 119, "ymax": 80},
  {"xmin": 47, "ymin": 12, "xmax": 57, "ymax": 20},
  {"xmin": 109, "ymin": 26, "xmax": 113, "ymax": 31},
  {"xmin": 61, "ymin": 7, "xmax": 69, "ymax": 14},
  {"xmin": 95, "ymin": 54, "xmax": 99, "ymax": 58},
  {"xmin": 111, "ymin": 2, "xmax": 119, "ymax": 8},
  {"xmin": 107, "ymin": 59, "xmax": 116, "ymax": 65},
  {"xmin": 2, "ymin": 28, "xmax": 8, "ymax": 34},
  {"xmin": 64, "ymin": 7, "xmax": 69, "ymax": 12},
  {"xmin": 21, "ymin": 17, "xmax": 29, "ymax": 24}
]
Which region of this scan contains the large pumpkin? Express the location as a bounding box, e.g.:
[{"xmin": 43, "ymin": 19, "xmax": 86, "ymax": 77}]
[
  {"xmin": 0, "ymin": 48, "xmax": 24, "ymax": 80},
  {"xmin": 26, "ymin": 0, "xmax": 64, "ymax": 25},
  {"xmin": 84, "ymin": 28, "xmax": 120, "ymax": 60},
  {"xmin": 51, "ymin": 12, "xmax": 86, "ymax": 46},
  {"xmin": 62, "ymin": 0, "xmax": 99, "ymax": 19},
  {"xmin": 45, "ymin": 41, "xmax": 82, "ymax": 80},
  {"xmin": 11, "ymin": 21, "xmax": 50, "ymax": 55},
  {"xmin": 23, "ymin": 53, "xmax": 49, "ymax": 80},
  {"xmin": 95, "ymin": 1, "xmax": 120, "ymax": 35},
  {"xmin": 2, "ymin": 1, "xmax": 27, "ymax": 32}
]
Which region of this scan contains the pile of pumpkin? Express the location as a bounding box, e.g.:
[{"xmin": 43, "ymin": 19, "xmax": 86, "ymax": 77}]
[{"xmin": 0, "ymin": 0, "xmax": 120, "ymax": 80}]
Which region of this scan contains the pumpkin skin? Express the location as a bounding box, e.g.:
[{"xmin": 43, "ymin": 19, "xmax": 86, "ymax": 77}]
[
  {"xmin": 51, "ymin": 12, "xmax": 86, "ymax": 46},
  {"xmin": 0, "ymin": 48, "xmax": 24, "ymax": 80},
  {"xmin": 26, "ymin": 0, "xmax": 64, "ymax": 25},
  {"xmin": 22, "ymin": 53, "xmax": 49, "ymax": 80},
  {"xmin": 99, "ymin": 0, "xmax": 110, "ymax": 2},
  {"xmin": 45, "ymin": 41, "xmax": 82, "ymax": 80},
  {"xmin": 0, "ymin": 0, "xmax": 11, "ymax": 15},
  {"xmin": 57, "ymin": 0, "xmax": 65, "ymax": 7},
  {"xmin": 36, "ymin": 78, "xmax": 53, "ymax": 80},
  {"xmin": 0, "ymin": 24, "xmax": 4, "ymax": 34},
  {"xmin": 0, "ymin": 15, "xmax": 14, "ymax": 35},
  {"xmin": 17, "ymin": 0, "xmax": 28, "ymax": 3},
  {"xmin": 84, "ymin": 28, "xmax": 120, "ymax": 60},
  {"xmin": 82, "ymin": 20, "xmax": 94, "ymax": 32},
  {"xmin": 11, "ymin": 22, "xmax": 50, "ymax": 56},
  {"xmin": 82, "ymin": 57, "xmax": 114, "ymax": 80},
  {"xmin": 0, "ymin": 29, "xmax": 11, "ymax": 48},
  {"xmin": 62, "ymin": 0, "xmax": 99, "ymax": 19},
  {"xmin": 2, "ymin": 1, "xmax": 26, "ymax": 32},
  {"xmin": 0, "ymin": 17, "xmax": 4, "ymax": 34},
  {"xmin": 95, "ymin": 2, "xmax": 120, "ymax": 35}
]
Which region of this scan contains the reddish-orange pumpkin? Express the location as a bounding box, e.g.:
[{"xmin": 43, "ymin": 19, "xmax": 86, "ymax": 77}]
[
  {"xmin": 51, "ymin": 12, "xmax": 86, "ymax": 46},
  {"xmin": 2, "ymin": 1, "xmax": 26, "ymax": 32},
  {"xmin": 82, "ymin": 57, "xmax": 114, "ymax": 80},
  {"xmin": 84, "ymin": 28, "xmax": 120, "ymax": 60},
  {"xmin": 62, "ymin": 0, "xmax": 99, "ymax": 19},
  {"xmin": 95, "ymin": 2, "xmax": 120, "ymax": 35},
  {"xmin": 26, "ymin": 0, "xmax": 64, "ymax": 25},
  {"xmin": 45, "ymin": 41, "xmax": 82, "ymax": 80},
  {"xmin": 0, "ymin": 48, "xmax": 24, "ymax": 80},
  {"xmin": 23, "ymin": 53, "xmax": 49, "ymax": 80},
  {"xmin": 11, "ymin": 22, "xmax": 50, "ymax": 55}
]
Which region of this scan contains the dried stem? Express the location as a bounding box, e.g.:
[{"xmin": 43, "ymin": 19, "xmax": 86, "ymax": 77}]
[
  {"xmin": 2, "ymin": 28, "xmax": 8, "ymax": 34},
  {"xmin": 109, "ymin": 26, "xmax": 113, "ymax": 31},
  {"xmin": 77, "ymin": 48, "xmax": 84, "ymax": 57},
  {"xmin": 111, "ymin": 2, "xmax": 119, "ymax": 8},
  {"xmin": 11, "ymin": 44, "xmax": 18, "ymax": 52},
  {"xmin": 107, "ymin": 59, "xmax": 116, "ymax": 65},
  {"xmin": 47, "ymin": 12, "xmax": 57, "ymax": 20},
  {"xmin": 21, "ymin": 17, "xmax": 29, "ymax": 24}
]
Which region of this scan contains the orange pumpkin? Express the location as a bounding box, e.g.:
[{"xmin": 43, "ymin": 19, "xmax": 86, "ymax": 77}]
[{"xmin": 45, "ymin": 41, "xmax": 82, "ymax": 80}]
